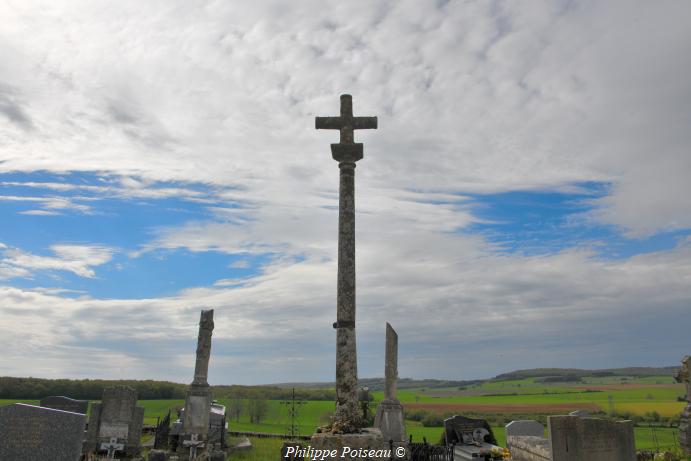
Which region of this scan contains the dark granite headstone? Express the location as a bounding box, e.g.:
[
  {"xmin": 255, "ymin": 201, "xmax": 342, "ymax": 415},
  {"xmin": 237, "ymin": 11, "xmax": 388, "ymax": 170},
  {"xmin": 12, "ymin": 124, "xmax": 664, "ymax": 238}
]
[
  {"xmin": 0, "ymin": 403, "xmax": 86, "ymax": 461},
  {"xmin": 40, "ymin": 395, "xmax": 89, "ymax": 414},
  {"xmin": 443, "ymin": 414, "xmax": 497, "ymax": 446}
]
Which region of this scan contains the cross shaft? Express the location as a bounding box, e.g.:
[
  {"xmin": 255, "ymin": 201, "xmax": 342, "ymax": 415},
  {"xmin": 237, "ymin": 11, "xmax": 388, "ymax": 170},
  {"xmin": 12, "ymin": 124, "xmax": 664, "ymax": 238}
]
[{"xmin": 315, "ymin": 94, "xmax": 378, "ymax": 432}]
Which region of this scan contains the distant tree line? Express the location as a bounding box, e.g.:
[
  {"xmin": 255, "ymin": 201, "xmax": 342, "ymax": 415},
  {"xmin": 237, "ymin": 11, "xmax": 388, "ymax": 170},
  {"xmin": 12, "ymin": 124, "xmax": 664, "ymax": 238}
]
[
  {"xmin": 0, "ymin": 377, "xmax": 187, "ymax": 400},
  {"xmin": 0, "ymin": 377, "xmax": 336, "ymax": 401}
]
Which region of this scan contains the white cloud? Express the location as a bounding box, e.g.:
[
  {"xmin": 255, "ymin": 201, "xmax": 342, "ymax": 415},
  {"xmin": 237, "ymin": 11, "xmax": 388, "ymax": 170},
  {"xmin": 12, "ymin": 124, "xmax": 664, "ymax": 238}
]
[
  {"xmin": 0, "ymin": 0, "xmax": 688, "ymax": 235},
  {"xmin": 0, "ymin": 237, "xmax": 690, "ymax": 382},
  {"xmin": 0, "ymin": 244, "xmax": 115, "ymax": 279},
  {"xmin": 0, "ymin": 0, "xmax": 689, "ymax": 383}
]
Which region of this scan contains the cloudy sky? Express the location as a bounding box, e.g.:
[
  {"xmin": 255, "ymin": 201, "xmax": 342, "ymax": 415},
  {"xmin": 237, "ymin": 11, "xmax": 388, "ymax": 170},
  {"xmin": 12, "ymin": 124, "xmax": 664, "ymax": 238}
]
[{"xmin": 1, "ymin": 0, "xmax": 690, "ymax": 385}]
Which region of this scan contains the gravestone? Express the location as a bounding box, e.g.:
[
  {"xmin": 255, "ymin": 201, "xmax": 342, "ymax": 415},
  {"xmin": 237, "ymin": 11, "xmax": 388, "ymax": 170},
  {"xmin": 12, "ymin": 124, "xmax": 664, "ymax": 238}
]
[
  {"xmin": 374, "ymin": 323, "xmax": 406, "ymax": 443},
  {"xmin": 84, "ymin": 385, "xmax": 145, "ymax": 458},
  {"xmin": 506, "ymin": 435, "xmax": 551, "ymax": 461},
  {"xmin": 444, "ymin": 415, "xmax": 503, "ymax": 460},
  {"xmin": 0, "ymin": 403, "xmax": 86, "ymax": 461},
  {"xmin": 676, "ymin": 355, "xmax": 691, "ymax": 455},
  {"xmin": 548, "ymin": 415, "xmax": 635, "ymax": 461},
  {"xmin": 505, "ymin": 420, "xmax": 544, "ymax": 438},
  {"xmin": 506, "ymin": 420, "xmax": 549, "ymax": 461},
  {"xmin": 178, "ymin": 309, "xmax": 216, "ymax": 458},
  {"xmin": 40, "ymin": 395, "xmax": 89, "ymax": 414},
  {"xmin": 443, "ymin": 415, "xmax": 497, "ymax": 446}
]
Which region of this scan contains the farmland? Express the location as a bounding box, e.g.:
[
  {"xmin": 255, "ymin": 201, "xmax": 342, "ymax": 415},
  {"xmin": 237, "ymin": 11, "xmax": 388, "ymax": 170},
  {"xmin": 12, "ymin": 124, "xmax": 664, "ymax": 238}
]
[{"xmin": 1, "ymin": 373, "xmax": 686, "ymax": 452}]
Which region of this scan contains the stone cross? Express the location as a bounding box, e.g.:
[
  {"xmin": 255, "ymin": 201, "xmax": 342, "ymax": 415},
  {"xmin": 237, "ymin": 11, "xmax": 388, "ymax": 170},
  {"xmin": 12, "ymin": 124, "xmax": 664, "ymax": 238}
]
[
  {"xmin": 384, "ymin": 322, "xmax": 398, "ymax": 402},
  {"xmin": 193, "ymin": 309, "xmax": 215, "ymax": 386},
  {"xmin": 316, "ymin": 94, "xmax": 377, "ymax": 431},
  {"xmin": 183, "ymin": 433, "xmax": 205, "ymax": 461},
  {"xmin": 101, "ymin": 437, "xmax": 124, "ymax": 459}
]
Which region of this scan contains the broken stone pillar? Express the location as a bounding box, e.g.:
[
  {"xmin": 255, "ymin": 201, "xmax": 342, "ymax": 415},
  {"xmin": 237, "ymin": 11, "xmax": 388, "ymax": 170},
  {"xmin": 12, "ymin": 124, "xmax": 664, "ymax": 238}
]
[{"xmin": 374, "ymin": 323, "xmax": 406, "ymax": 443}]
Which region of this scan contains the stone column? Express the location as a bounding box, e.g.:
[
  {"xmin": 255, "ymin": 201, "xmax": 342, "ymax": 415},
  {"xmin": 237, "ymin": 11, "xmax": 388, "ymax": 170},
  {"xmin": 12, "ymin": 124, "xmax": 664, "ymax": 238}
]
[
  {"xmin": 192, "ymin": 309, "xmax": 214, "ymax": 386},
  {"xmin": 315, "ymin": 94, "xmax": 377, "ymax": 433},
  {"xmin": 182, "ymin": 310, "xmax": 215, "ymax": 450},
  {"xmin": 384, "ymin": 322, "xmax": 398, "ymax": 401},
  {"xmin": 374, "ymin": 323, "xmax": 406, "ymax": 443},
  {"xmin": 333, "ymin": 160, "xmax": 360, "ymax": 430}
]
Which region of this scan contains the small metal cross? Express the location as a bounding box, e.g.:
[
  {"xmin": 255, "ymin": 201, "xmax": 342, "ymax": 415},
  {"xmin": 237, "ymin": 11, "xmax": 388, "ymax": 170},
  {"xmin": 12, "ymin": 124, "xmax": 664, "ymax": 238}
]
[
  {"xmin": 183, "ymin": 433, "xmax": 205, "ymax": 461},
  {"xmin": 316, "ymin": 94, "xmax": 377, "ymax": 163},
  {"xmin": 100, "ymin": 437, "xmax": 124, "ymax": 460}
]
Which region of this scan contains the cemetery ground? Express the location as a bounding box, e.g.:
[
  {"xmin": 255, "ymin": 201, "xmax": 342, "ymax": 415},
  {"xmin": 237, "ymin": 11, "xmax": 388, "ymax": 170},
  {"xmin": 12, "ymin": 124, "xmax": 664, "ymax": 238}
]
[{"xmin": 1, "ymin": 372, "xmax": 685, "ymax": 455}]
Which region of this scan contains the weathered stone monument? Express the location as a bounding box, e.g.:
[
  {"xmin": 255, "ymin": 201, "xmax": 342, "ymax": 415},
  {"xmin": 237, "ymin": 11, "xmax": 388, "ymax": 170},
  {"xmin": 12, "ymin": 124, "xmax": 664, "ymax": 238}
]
[
  {"xmin": 84, "ymin": 385, "xmax": 145, "ymax": 458},
  {"xmin": 310, "ymin": 95, "xmax": 390, "ymax": 460},
  {"xmin": 676, "ymin": 355, "xmax": 691, "ymax": 455},
  {"xmin": 506, "ymin": 415, "xmax": 635, "ymax": 461},
  {"xmin": 177, "ymin": 309, "xmax": 220, "ymax": 459},
  {"xmin": 374, "ymin": 323, "xmax": 406, "ymax": 443},
  {"xmin": 549, "ymin": 415, "xmax": 635, "ymax": 461},
  {"xmin": 40, "ymin": 395, "xmax": 89, "ymax": 414},
  {"xmin": 0, "ymin": 403, "xmax": 86, "ymax": 461},
  {"xmin": 316, "ymin": 93, "xmax": 377, "ymax": 432}
]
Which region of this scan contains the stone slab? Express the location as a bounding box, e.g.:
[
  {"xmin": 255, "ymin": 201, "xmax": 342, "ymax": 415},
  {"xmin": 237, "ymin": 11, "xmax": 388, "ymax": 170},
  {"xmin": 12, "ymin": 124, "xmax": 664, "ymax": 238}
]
[
  {"xmin": 548, "ymin": 415, "xmax": 635, "ymax": 461},
  {"xmin": 506, "ymin": 436, "xmax": 551, "ymax": 461},
  {"xmin": 182, "ymin": 386, "xmax": 212, "ymax": 435},
  {"xmin": 374, "ymin": 399, "xmax": 406, "ymax": 442},
  {"xmin": 0, "ymin": 403, "xmax": 86, "ymax": 461},
  {"xmin": 40, "ymin": 395, "xmax": 89, "ymax": 414},
  {"xmin": 506, "ymin": 420, "xmax": 545, "ymax": 438},
  {"xmin": 310, "ymin": 428, "xmax": 392, "ymax": 461}
]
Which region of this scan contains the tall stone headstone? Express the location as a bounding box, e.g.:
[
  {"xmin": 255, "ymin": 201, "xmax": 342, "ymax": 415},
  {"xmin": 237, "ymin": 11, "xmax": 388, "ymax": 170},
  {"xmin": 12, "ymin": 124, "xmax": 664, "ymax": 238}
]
[
  {"xmin": 374, "ymin": 323, "xmax": 406, "ymax": 442},
  {"xmin": 676, "ymin": 355, "xmax": 691, "ymax": 455},
  {"xmin": 548, "ymin": 415, "xmax": 635, "ymax": 461},
  {"xmin": 505, "ymin": 420, "xmax": 544, "ymax": 438},
  {"xmin": 40, "ymin": 395, "xmax": 89, "ymax": 414},
  {"xmin": 315, "ymin": 94, "xmax": 377, "ymax": 433},
  {"xmin": 310, "ymin": 96, "xmax": 389, "ymax": 460},
  {"xmin": 0, "ymin": 403, "xmax": 86, "ymax": 461},
  {"xmin": 179, "ymin": 309, "xmax": 216, "ymax": 457},
  {"xmin": 84, "ymin": 385, "xmax": 145, "ymax": 458}
]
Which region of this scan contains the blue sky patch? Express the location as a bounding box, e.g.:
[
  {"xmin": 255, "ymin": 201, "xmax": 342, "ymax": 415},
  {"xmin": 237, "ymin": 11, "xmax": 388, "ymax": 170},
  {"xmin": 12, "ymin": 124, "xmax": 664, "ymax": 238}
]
[{"xmin": 463, "ymin": 181, "xmax": 689, "ymax": 259}]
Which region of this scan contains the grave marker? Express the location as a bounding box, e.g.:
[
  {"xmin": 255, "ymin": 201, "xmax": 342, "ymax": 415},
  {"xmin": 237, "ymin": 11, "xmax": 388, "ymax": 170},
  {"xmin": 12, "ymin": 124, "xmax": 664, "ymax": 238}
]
[
  {"xmin": 548, "ymin": 415, "xmax": 635, "ymax": 461},
  {"xmin": 0, "ymin": 403, "xmax": 86, "ymax": 461},
  {"xmin": 40, "ymin": 395, "xmax": 88, "ymax": 414}
]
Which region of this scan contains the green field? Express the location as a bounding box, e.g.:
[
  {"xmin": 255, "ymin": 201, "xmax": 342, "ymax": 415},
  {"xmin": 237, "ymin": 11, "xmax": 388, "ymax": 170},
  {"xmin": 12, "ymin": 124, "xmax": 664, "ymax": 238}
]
[{"xmin": 2, "ymin": 375, "xmax": 686, "ymax": 453}]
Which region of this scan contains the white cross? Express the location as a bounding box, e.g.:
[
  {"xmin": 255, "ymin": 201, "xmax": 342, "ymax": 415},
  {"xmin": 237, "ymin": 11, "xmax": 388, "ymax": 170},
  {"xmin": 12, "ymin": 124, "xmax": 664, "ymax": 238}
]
[
  {"xmin": 182, "ymin": 433, "xmax": 205, "ymax": 461},
  {"xmin": 100, "ymin": 437, "xmax": 124, "ymax": 459}
]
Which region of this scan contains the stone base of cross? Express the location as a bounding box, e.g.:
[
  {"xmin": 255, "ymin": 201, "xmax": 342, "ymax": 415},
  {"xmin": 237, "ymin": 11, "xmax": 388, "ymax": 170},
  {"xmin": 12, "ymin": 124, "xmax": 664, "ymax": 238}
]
[
  {"xmin": 100, "ymin": 437, "xmax": 124, "ymax": 460},
  {"xmin": 182, "ymin": 433, "xmax": 206, "ymax": 461}
]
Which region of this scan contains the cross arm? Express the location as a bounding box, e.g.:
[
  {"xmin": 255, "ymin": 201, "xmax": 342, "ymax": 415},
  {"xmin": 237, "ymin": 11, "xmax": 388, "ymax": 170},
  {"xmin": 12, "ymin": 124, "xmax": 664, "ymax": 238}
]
[
  {"xmin": 315, "ymin": 116, "xmax": 342, "ymax": 130},
  {"xmin": 353, "ymin": 116, "xmax": 377, "ymax": 130}
]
